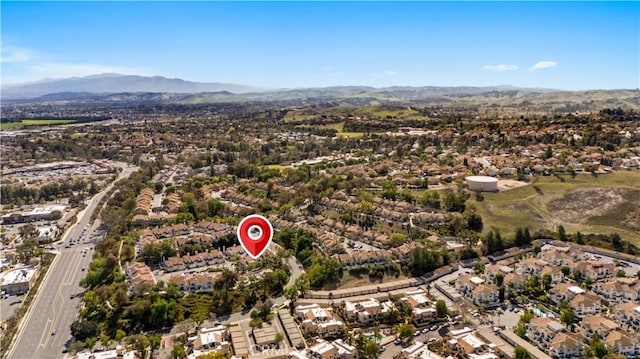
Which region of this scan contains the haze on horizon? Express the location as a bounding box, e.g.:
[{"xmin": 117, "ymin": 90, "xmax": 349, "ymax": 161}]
[{"xmin": 1, "ymin": 1, "xmax": 638, "ymax": 91}]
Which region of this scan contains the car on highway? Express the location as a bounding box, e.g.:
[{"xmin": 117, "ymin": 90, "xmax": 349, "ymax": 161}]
[
  {"xmin": 51, "ymin": 330, "xmax": 56, "ymax": 336},
  {"xmin": 81, "ymin": 267, "xmax": 85, "ymax": 271}
]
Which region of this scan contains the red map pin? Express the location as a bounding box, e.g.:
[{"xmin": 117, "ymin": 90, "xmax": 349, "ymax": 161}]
[{"xmin": 237, "ymin": 214, "xmax": 273, "ymax": 259}]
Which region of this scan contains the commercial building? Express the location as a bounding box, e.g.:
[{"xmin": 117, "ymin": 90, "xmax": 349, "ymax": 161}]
[{"xmin": 1, "ymin": 266, "xmax": 39, "ymax": 295}]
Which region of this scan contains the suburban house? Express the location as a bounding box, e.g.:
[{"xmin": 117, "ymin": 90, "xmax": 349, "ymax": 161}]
[
  {"xmin": 614, "ymin": 302, "xmax": 640, "ymax": 332},
  {"xmin": 580, "ymin": 315, "xmax": 620, "ymax": 340},
  {"xmin": 575, "ymin": 260, "xmax": 615, "ymax": 282},
  {"xmin": 471, "ymin": 284, "xmax": 499, "ymax": 307},
  {"xmin": 605, "ymin": 330, "xmax": 640, "ymax": 359},
  {"xmin": 526, "ymin": 317, "xmax": 565, "ymax": 350},
  {"xmin": 550, "ymin": 284, "xmax": 584, "ymax": 304},
  {"xmin": 548, "ymin": 333, "xmax": 583, "ymax": 359},
  {"xmin": 296, "ymin": 304, "xmax": 345, "ymax": 338},
  {"xmin": 517, "ymin": 258, "xmax": 548, "ymax": 277},
  {"xmin": 503, "ymin": 272, "xmax": 527, "ymax": 293},
  {"xmin": 571, "ymin": 294, "xmax": 602, "ymax": 317},
  {"xmin": 593, "ymin": 279, "xmax": 638, "ymax": 303},
  {"xmin": 540, "ymin": 265, "xmax": 565, "ymax": 284},
  {"xmin": 343, "ymin": 299, "xmax": 390, "ymax": 325},
  {"xmin": 126, "ymin": 262, "xmax": 156, "ymax": 294},
  {"xmin": 456, "ymin": 274, "xmax": 485, "ymax": 296},
  {"xmin": 484, "ymin": 264, "xmax": 513, "ymax": 283}
]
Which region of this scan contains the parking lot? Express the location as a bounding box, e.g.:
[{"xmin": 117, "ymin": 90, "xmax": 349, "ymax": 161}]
[
  {"xmin": 379, "ymin": 320, "xmax": 466, "ymax": 358},
  {"xmin": 0, "ymin": 293, "xmax": 26, "ymax": 322}
]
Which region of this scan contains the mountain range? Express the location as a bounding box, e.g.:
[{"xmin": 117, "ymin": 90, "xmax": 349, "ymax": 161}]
[
  {"xmin": 1, "ymin": 73, "xmax": 260, "ymax": 99},
  {"xmin": 1, "ymin": 74, "xmax": 638, "ymax": 111}
]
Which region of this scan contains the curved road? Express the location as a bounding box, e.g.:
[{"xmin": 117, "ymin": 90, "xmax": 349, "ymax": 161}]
[{"xmin": 7, "ymin": 164, "xmax": 138, "ymax": 359}]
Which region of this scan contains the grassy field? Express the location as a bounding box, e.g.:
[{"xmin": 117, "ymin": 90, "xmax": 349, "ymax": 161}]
[
  {"xmin": 469, "ymin": 171, "xmax": 640, "ymax": 244},
  {"xmin": 1, "ymin": 119, "xmax": 76, "ymax": 130},
  {"xmin": 22, "ymin": 119, "xmax": 76, "ymax": 126},
  {"xmin": 263, "ymin": 164, "xmax": 287, "ymax": 171},
  {"xmin": 0, "ymin": 122, "xmax": 25, "ymax": 130},
  {"xmin": 353, "ymin": 105, "xmax": 420, "ymax": 119},
  {"xmin": 282, "ymin": 112, "xmax": 317, "ymax": 123}
]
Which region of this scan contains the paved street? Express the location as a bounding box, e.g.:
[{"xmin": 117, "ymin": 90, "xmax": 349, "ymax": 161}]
[{"xmin": 8, "ymin": 164, "xmax": 137, "ymax": 359}]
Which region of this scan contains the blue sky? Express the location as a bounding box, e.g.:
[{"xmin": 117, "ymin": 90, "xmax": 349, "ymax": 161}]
[{"xmin": 1, "ymin": 2, "xmax": 638, "ymax": 90}]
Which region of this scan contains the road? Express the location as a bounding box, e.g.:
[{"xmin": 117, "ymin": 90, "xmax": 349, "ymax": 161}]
[{"xmin": 7, "ymin": 164, "xmax": 137, "ymax": 359}]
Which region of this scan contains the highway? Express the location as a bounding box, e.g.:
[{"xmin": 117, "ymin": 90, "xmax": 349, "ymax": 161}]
[{"xmin": 8, "ymin": 164, "xmax": 137, "ymax": 359}]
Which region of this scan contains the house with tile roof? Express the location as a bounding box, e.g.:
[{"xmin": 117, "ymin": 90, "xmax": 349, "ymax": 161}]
[{"xmin": 548, "ymin": 333, "xmax": 583, "ymax": 359}]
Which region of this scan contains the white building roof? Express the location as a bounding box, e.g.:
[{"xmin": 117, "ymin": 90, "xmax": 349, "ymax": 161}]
[
  {"xmin": 460, "ymin": 334, "xmax": 485, "ymax": 350},
  {"xmin": 92, "ymin": 350, "xmax": 118, "ymax": 359},
  {"xmin": 568, "ymin": 286, "xmax": 586, "ymax": 295},
  {"xmin": 1, "ymin": 267, "xmax": 36, "ymax": 285}
]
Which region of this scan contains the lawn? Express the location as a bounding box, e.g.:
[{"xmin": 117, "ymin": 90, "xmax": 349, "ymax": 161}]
[
  {"xmin": 469, "ymin": 171, "xmax": 640, "ymax": 244},
  {"xmin": 296, "ymin": 121, "xmax": 369, "ymax": 137},
  {"xmin": 0, "ymin": 122, "xmax": 24, "ymax": 130},
  {"xmin": 262, "ymin": 164, "xmax": 287, "ymax": 171},
  {"xmin": 22, "ymin": 119, "xmax": 76, "ymax": 126}
]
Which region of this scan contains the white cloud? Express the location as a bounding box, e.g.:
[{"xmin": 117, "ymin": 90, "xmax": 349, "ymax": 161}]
[
  {"xmin": 373, "ymin": 69, "xmax": 398, "ymax": 78},
  {"xmin": 530, "ymin": 61, "xmax": 557, "ymax": 70},
  {"xmin": 0, "ymin": 46, "xmax": 35, "ymax": 63},
  {"xmin": 481, "ymin": 64, "xmax": 519, "ymax": 72}
]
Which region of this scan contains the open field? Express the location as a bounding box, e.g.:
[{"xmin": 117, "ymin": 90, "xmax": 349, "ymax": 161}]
[
  {"xmin": 22, "ymin": 119, "xmax": 75, "ymax": 126},
  {"xmin": 326, "ymin": 271, "xmax": 410, "ymax": 290},
  {"xmin": 352, "ymin": 105, "xmax": 420, "ymax": 119},
  {"xmin": 0, "ymin": 122, "xmax": 24, "ymax": 130},
  {"xmin": 469, "ymin": 171, "xmax": 640, "ymax": 244},
  {"xmin": 0, "ymin": 119, "xmax": 76, "ymax": 130},
  {"xmin": 263, "ymin": 164, "xmax": 287, "ymax": 171}
]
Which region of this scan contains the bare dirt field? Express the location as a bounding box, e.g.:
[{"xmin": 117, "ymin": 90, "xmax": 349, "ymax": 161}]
[
  {"xmin": 547, "ymin": 188, "xmax": 630, "ymax": 224},
  {"xmin": 497, "ymin": 179, "xmax": 529, "ymax": 192},
  {"xmin": 470, "ymin": 171, "xmax": 640, "ymax": 244}
]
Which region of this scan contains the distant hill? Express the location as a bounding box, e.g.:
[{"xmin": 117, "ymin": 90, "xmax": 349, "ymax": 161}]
[
  {"xmin": 1, "ymin": 73, "xmax": 260, "ymax": 99},
  {"xmin": 2, "ymin": 74, "xmax": 638, "ymax": 111}
]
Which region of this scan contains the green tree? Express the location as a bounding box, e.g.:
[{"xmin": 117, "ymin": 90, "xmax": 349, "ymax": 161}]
[
  {"xmin": 389, "ymin": 233, "xmax": 407, "ymax": 247},
  {"xmin": 542, "ymin": 274, "xmax": 552, "ymax": 291},
  {"xmin": 560, "ymin": 305, "xmax": 576, "ymax": 326},
  {"xmin": 467, "ymin": 213, "xmax": 483, "ymax": 232},
  {"xmin": 436, "ymin": 300, "xmax": 448, "ymax": 318},
  {"xmin": 115, "ymin": 329, "xmax": 126, "ymax": 341},
  {"xmin": 70, "ymin": 319, "xmax": 100, "ymax": 341},
  {"xmin": 394, "ymin": 323, "xmax": 415, "ymax": 341},
  {"xmin": 514, "ymin": 346, "xmax": 532, "ymax": 359},
  {"xmin": 557, "ymin": 225, "xmax": 567, "ymax": 241},
  {"xmin": 418, "ymin": 191, "xmax": 441, "ymax": 209},
  {"xmin": 585, "ymin": 335, "xmax": 608, "ymax": 359},
  {"xmin": 362, "ymin": 340, "xmax": 380, "ymax": 359},
  {"xmin": 172, "ymin": 344, "xmax": 186, "ymax": 359}
]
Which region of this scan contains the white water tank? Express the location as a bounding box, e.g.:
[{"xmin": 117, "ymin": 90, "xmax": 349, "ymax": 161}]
[{"xmin": 466, "ymin": 176, "xmax": 498, "ymax": 192}]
